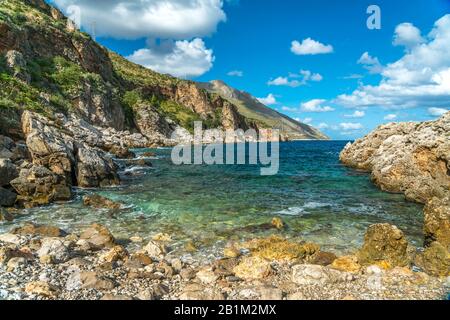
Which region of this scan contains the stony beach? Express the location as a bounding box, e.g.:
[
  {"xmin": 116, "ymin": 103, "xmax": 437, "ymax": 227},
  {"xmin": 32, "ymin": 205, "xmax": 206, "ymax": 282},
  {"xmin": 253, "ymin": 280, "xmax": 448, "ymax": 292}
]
[{"xmin": 0, "ymin": 219, "xmax": 449, "ymax": 300}]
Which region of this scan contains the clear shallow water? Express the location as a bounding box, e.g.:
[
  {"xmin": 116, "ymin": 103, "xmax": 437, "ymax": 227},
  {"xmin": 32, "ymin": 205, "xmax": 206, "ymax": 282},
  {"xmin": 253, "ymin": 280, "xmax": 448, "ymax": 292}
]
[{"xmin": 1, "ymin": 141, "xmax": 424, "ymax": 259}]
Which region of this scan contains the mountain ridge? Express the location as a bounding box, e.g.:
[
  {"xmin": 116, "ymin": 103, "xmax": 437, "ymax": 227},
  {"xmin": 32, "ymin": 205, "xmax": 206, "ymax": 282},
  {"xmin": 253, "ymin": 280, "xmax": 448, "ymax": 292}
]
[{"xmin": 198, "ymin": 80, "xmax": 329, "ymax": 140}]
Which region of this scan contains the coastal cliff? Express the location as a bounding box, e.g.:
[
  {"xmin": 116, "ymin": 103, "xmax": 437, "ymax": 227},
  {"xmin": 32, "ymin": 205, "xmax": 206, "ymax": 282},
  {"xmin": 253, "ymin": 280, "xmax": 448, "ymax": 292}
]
[{"xmin": 340, "ymin": 112, "xmax": 450, "ymax": 276}]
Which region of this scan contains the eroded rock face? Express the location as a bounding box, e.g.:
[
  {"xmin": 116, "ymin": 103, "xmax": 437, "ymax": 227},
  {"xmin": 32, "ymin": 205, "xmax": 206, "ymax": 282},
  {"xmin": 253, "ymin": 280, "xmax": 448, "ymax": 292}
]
[
  {"xmin": 357, "ymin": 224, "xmax": 411, "ymax": 268},
  {"xmin": 76, "ymin": 147, "xmax": 119, "ymax": 188},
  {"xmin": 424, "ymin": 197, "xmax": 450, "ymax": 250},
  {"xmin": 10, "ymin": 165, "xmax": 72, "ymax": 208},
  {"xmin": 340, "ymin": 112, "xmax": 450, "ymax": 204}
]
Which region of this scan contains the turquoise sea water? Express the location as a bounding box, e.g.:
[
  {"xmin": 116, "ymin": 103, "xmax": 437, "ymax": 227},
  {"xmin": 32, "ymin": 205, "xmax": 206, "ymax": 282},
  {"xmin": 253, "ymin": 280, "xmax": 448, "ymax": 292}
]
[{"xmin": 0, "ymin": 141, "xmax": 424, "ymax": 259}]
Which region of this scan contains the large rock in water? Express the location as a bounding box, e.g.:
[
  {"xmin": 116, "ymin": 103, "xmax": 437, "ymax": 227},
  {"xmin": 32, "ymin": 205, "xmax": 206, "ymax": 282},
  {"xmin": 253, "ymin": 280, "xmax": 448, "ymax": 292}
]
[
  {"xmin": 340, "ymin": 112, "xmax": 450, "ymax": 204},
  {"xmin": 357, "ymin": 224, "xmax": 411, "ymax": 268},
  {"xmin": 76, "ymin": 147, "xmax": 119, "ymax": 188}
]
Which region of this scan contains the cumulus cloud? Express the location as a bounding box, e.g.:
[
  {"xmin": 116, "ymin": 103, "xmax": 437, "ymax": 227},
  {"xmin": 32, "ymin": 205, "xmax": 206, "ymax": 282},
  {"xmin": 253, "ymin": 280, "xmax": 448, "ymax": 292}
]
[
  {"xmin": 339, "ymin": 122, "xmax": 363, "ymax": 130},
  {"xmin": 268, "ymin": 77, "xmax": 300, "ymax": 87},
  {"xmin": 428, "ymin": 107, "xmax": 448, "ymax": 116},
  {"xmin": 227, "ymin": 70, "xmax": 243, "ymax": 77},
  {"xmin": 268, "ymin": 70, "xmax": 323, "ymax": 87},
  {"xmin": 291, "ymin": 38, "xmax": 334, "ymax": 55},
  {"xmin": 384, "ymin": 114, "xmax": 398, "ymax": 121},
  {"xmin": 393, "ymin": 22, "xmax": 425, "ymax": 48},
  {"xmin": 316, "ymin": 123, "xmax": 329, "ymax": 129},
  {"xmin": 301, "ymin": 99, "xmax": 335, "ymax": 113},
  {"xmin": 127, "ymin": 38, "xmax": 213, "ymax": 77},
  {"xmin": 344, "ymin": 110, "xmax": 365, "ymax": 118},
  {"xmin": 357, "ymin": 52, "xmax": 383, "ymax": 74},
  {"xmin": 281, "ymin": 106, "xmax": 297, "ymax": 112},
  {"xmin": 53, "ymin": 0, "xmax": 226, "ymax": 39},
  {"xmin": 337, "ymin": 15, "xmax": 450, "ymax": 110},
  {"xmin": 257, "ymin": 94, "xmax": 278, "ymax": 106}
]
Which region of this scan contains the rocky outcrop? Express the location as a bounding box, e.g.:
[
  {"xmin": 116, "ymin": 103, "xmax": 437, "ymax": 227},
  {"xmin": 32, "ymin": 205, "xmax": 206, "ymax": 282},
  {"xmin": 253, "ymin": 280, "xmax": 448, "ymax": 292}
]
[
  {"xmin": 76, "ymin": 146, "xmax": 119, "ymax": 188},
  {"xmin": 341, "ymin": 113, "xmax": 450, "ymax": 276},
  {"xmin": 357, "ymin": 224, "xmax": 411, "ymax": 268},
  {"xmin": 424, "ymin": 197, "xmax": 450, "ymax": 249},
  {"xmin": 340, "ymin": 112, "xmax": 450, "ymax": 204},
  {"xmin": 10, "ymin": 165, "xmax": 71, "ymax": 208}
]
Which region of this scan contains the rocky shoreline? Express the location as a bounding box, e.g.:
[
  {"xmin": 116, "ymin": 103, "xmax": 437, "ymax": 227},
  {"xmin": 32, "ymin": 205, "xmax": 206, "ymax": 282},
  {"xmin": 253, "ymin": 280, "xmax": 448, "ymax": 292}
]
[
  {"xmin": 0, "ymin": 221, "xmax": 448, "ymax": 300},
  {"xmin": 0, "ymin": 113, "xmax": 448, "ymax": 300},
  {"xmin": 340, "ymin": 112, "xmax": 450, "ymax": 279}
]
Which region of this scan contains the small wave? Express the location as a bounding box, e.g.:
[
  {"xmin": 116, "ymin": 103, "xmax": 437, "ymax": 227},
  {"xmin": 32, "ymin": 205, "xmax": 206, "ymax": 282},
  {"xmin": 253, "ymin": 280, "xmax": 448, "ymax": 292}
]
[
  {"xmin": 303, "ymin": 202, "xmax": 333, "ymax": 209},
  {"xmin": 276, "ymin": 207, "xmax": 306, "ymax": 216}
]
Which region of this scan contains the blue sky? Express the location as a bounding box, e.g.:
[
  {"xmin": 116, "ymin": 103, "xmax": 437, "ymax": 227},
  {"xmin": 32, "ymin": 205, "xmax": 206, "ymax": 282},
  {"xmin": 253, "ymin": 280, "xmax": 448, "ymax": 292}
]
[{"xmin": 49, "ymin": 0, "xmax": 450, "ymax": 139}]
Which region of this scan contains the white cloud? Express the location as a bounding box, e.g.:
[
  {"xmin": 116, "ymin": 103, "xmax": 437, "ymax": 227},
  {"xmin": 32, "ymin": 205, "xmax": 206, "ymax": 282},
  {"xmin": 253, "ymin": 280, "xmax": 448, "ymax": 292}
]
[
  {"xmin": 53, "ymin": 0, "xmax": 226, "ymax": 39},
  {"xmin": 291, "ymin": 38, "xmax": 334, "ymax": 55},
  {"xmin": 316, "ymin": 122, "xmax": 329, "ymax": 129},
  {"xmin": 268, "ymin": 77, "xmax": 301, "ymax": 88},
  {"xmin": 384, "ymin": 114, "xmax": 398, "ymax": 121},
  {"xmin": 393, "ymin": 23, "xmax": 424, "ymax": 48},
  {"xmin": 337, "ymin": 15, "xmax": 450, "ymax": 110},
  {"xmin": 227, "ymin": 70, "xmax": 243, "ymax": 77},
  {"xmin": 303, "ymin": 117, "xmax": 313, "ymax": 124},
  {"xmin": 344, "ymin": 110, "xmax": 365, "ymax": 118},
  {"xmin": 268, "ymin": 70, "xmax": 323, "ymax": 87},
  {"xmin": 339, "ymin": 122, "xmax": 363, "ymax": 130},
  {"xmin": 301, "ymin": 99, "xmax": 335, "ymax": 113},
  {"xmin": 127, "ymin": 38, "xmax": 213, "ymax": 77},
  {"xmin": 257, "ymin": 94, "xmax": 277, "ymax": 106},
  {"xmin": 281, "ymin": 106, "xmax": 297, "ymax": 112},
  {"xmin": 357, "ymin": 52, "xmax": 383, "ymax": 74},
  {"xmin": 428, "ymin": 107, "xmax": 448, "ymax": 116}
]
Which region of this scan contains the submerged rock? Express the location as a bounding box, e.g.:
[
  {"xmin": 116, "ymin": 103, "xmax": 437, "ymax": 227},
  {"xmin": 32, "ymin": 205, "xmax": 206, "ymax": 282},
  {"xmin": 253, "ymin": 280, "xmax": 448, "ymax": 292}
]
[
  {"xmin": 82, "ymin": 194, "xmax": 122, "ymax": 210},
  {"xmin": 0, "ymin": 208, "xmax": 14, "ymax": 222},
  {"xmin": 108, "ymin": 146, "xmax": 136, "ymax": 159},
  {"xmin": 11, "ymin": 223, "xmax": 66, "ymax": 238},
  {"xmin": 240, "ymin": 236, "xmax": 320, "ymax": 262},
  {"xmin": 357, "ymin": 224, "xmax": 410, "ymax": 268},
  {"xmin": 271, "ymin": 217, "xmax": 285, "ymax": 230}
]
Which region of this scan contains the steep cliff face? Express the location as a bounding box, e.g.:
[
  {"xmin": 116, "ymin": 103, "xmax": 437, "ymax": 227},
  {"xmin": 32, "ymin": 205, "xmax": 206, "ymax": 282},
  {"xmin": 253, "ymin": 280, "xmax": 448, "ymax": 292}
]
[{"xmin": 0, "ymin": 0, "xmax": 254, "ymax": 142}]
